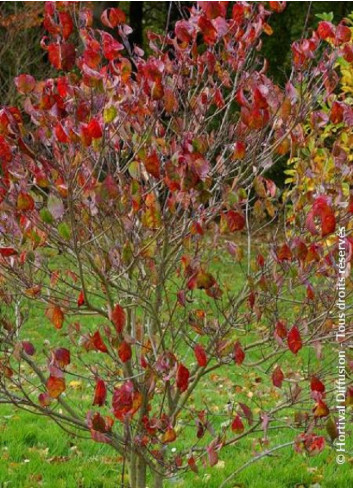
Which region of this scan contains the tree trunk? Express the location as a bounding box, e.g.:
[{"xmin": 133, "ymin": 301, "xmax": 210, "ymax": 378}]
[
  {"xmin": 152, "ymin": 470, "xmax": 164, "ymax": 488},
  {"xmin": 128, "ymin": 452, "xmax": 147, "ymax": 488},
  {"xmin": 129, "ymin": 451, "xmax": 137, "ymax": 488},
  {"xmin": 136, "ymin": 455, "xmax": 147, "ymax": 488}
]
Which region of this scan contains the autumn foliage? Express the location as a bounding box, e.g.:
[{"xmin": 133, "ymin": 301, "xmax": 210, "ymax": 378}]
[{"xmin": 0, "ymin": 1, "xmax": 352, "ymax": 487}]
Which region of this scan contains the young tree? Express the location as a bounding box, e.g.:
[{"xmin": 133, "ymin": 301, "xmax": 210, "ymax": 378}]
[{"xmin": 0, "ymin": 2, "xmax": 352, "ymax": 487}]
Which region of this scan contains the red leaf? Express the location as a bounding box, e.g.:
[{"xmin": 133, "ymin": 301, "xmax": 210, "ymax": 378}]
[
  {"xmin": 194, "ymin": 344, "xmax": 207, "ymax": 367},
  {"xmin": 53, "ymin": 348, "xmax": 70, "ymax": 368},
  {"xmin": 313, "ymin": 400, "xmax": 329, "ymax": 418},
  {"xmin": 307, "ymin": 435, "xmax": 325, "ymax": 455},
  {"xmin": 118, "ymin": 341, "xmax": 132, "ymax": 363},
  {"xmin": 22, "ymin": 341, "xmax": 35, "ymax": 356},
  {"xmin": 45, "ymin": 305, "xmax": 64, "ymax": 329},
  {"xmin": 231, "ymin": 414, "xmax": 244, "ymax": 433},
  {"xmin": 14, "ymin": 74, "xmax": 36, "ymax": 94},
  {"xmin": 176, "ymin": 363, "xmax": 190, "ymax": 392},
  {"xmin": 234, "ymin": 341, "xmax": 245, "ymax": 365},
  {"xmin": 144, "ymin": 151, "xmax": 160, "ymax": 179},
  {"xmin": 101, "ymin": 8, "xmax": 126, "ymax": 28},
  {"xmin": 189, "ymin": 153, "xmax": 210, "ymax": 180},
  {"xmin": 47, "ymin": 43, "xmax": 76, "ymax": 71},
  {"xmin": 207, "ymin": 443, "xmax": 218, "ymax": 467},
  {"xmin": 77, "ymin": 290, "xmax": 85, "ymax": 307},
  {"xmin": 306, "ymin": 284, "xmax": 315, "ymax": 301},
  {"xmin": 317, "ymin": 21, "xmax": 335, "ymax": 40},
  {"xmin": 225, "ymin": 210, "xmax": 245, "ymax": 232},
  {"xmin": 330, "ymin": 101, "xmax": 344, "ymax": 123},
  {"xmin": 58, "ymin": 11, "xmax": 74, "ymax": 40},
  {"xmin": 87, "ymin": 118, "xmax": 102, "ymax": 139},
  {"xmin": 311, "ymin": 376, "xmax": 325, "ymax": 393},
  {"xmin": 111, "ymin": 304, "xmax": 126, "ymax": 333},
  {"xmin": 87, "ymin": 412, "xmax": 114, "ymax": 444},
  {"xmin": 232, "ymin": 4, "xmax": 246, "ymax": 23},
  {"xmin": 0, "ymin": 247, "xmax": 17, "ymax": 257},
  {"xmin": 269, "ymin": 1, "xmax": 286, "ymax": 12},
  {"xmin": 287, "ymin": 325, "xmax": 302, "ymax": 354},
  {"xmin": 187, "ymin": 269, "xmax": 216, "ymax": 291},
  {"xmin": 187, "ymin": 456, "xmax": 198, "ymax": 473},
  {"xmin": 47, "ymin": 376, "xmax": 66, "ymax": 398},
  {"xmin": 198, "ymin": 16, "xmax": 217, "ymax": 45},
  {"xmin": 17, "ymin": 192, "xmax": 34, "ymax": 211},
  {"xmin": 92, "ymin": 331, "xmax": 108, "ymax": 353},
  {"xmin": 177, "ymin": 290, "xmax": 186, "ymax": 307},
  {"xmin": 101, "ymin": 32, "xmax": 124, "ymax": 61},
  {"xmin": 232, "ymin": 141, "xmax": 246, "ymax": 160},
  {"xmin": 55, "ymin": 123, "xmax": 69, "ymax": 143},
  {"xmin": 306, "ymin": 196, "xmax": 336, "ymax": 237},
  {"xmin": 38, "ymin": 392, "xmax": 51, "ymax": 407},
  {"xmin": 275, "ymin": 320, "xmax": 287, "ymax": 340},
  {"xmin": 336, "ymin": 24, "xmax": 351, "ymax": 43},
  {"xmin": 272, "ymin": 365, "xmax": 284, "ymax": 388},
  {"xmin": 93, "ymin": 378, "xmax": 107, "ymax": 406},
  {"xmin": 239, "ymin": 402, "xmax": 253, "ymax": 426},
  {"xmin": 175, "ymin": 20, "xmax": 195, "ymax": 43},
  {"xmin": 112, "ymin": 381, "xmax": 142, "ymax": 421},
  {"xmin": 277, "ymin": 243, "xmax": 292, "ymax": 262},
  {"xmin": 164, "ymin": 87, "xmax": 178, "ymax": 113},
  {"xmin": 0, "ymin": 136, "xmax": 12, "ymax": 162},
  {"xmin": 201, "ymin": 1, "xmax": 227, "ymax": 19},
  {"xmin": 343, "ymin": 44, "xmax": 353, "ymax": 62}
]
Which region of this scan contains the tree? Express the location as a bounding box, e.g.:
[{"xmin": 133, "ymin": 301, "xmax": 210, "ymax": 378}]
[
  {"xmin": 0, "ymin": 2, "xmax": 47, "ymax": 105},
  {"xmin": 0, "ymin": 2, "xmax": 352, "ymax": 487}
]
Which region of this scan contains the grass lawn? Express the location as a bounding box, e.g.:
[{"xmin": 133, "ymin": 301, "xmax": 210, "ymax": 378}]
[{"xmin": 1, "ymin": 396, "xmax": 352, "ymax": 488}]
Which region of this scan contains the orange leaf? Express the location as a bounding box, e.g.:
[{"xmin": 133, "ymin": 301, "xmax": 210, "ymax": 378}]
[
  {"xmin": 17, "ymin": 192, "xmax": 34, "ymax": 211},
  {"xmin": 313, "ymin": 400, "xmax": 329, "ymax": 418},
  {"xmin": 45, "ymin": 305, "xmax": 64, "ymax": 329},
  {"xmin": 47, "ymin": 376, "xmax": 65, "ymax": 398},
  {"xmin": 162, "ymin": 427, "xmax": 177, "ymax": 443}
]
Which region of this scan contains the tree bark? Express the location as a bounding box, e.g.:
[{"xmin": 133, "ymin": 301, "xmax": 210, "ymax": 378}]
[
  {"xmin": 136, "ymin": 454, "xmax": 147, "ymax": 488},
  {"xmin": 129, "ymin": 451, "xmax": 137, "ymax": 488},
  {"xmin": 128, "ymin": 452, "xmax": 147, "ymax": 488},
  {"xmin": 152, "ymin": 470, "xmax": 164, "ymax": 488}
]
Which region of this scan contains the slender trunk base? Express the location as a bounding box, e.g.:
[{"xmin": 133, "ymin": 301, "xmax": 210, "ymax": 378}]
[
  {"xmin": 152, "ymin": 471, "xmax": 164, "ymax": 488},
  {"xmin": 128, "ymin": 453, "xmax": 147, "ymax": 488},
  {"xmin": 128, "ymin": 451, "xmax": 163, "ymax": 488},
  {"xmin": 136, "ymin": 455, "xmax": 147, "ymax": 488}
]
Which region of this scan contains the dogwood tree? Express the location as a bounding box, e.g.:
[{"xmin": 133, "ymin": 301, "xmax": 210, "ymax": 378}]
[{"xmin": 0, "ymin": 2, "xmax": 352, "ymax": 487}]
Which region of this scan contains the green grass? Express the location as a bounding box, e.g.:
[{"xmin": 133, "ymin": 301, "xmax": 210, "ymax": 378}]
[{"xmin": 1, "ymin": 402, "xmax": 352, "ymax": 488}]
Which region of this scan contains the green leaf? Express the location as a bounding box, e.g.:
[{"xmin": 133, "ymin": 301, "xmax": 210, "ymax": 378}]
[
  {"xmin": 316, "ymin": 12, "xmax": 334, "ymax": 22},
  {"xmin": 128, "ymin": 161, "xmax": 141, "ymax": 180},
  {"xmin": 58, "ymin": 222, "xmax": 71, "ymax": 240},
  {"xmin": 40, "ymin": 208, "xmax": 54, "ymax": 224},
  {"xmin": 103, "ymin": 105, "xmax": 117, "ymax": 124}
]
